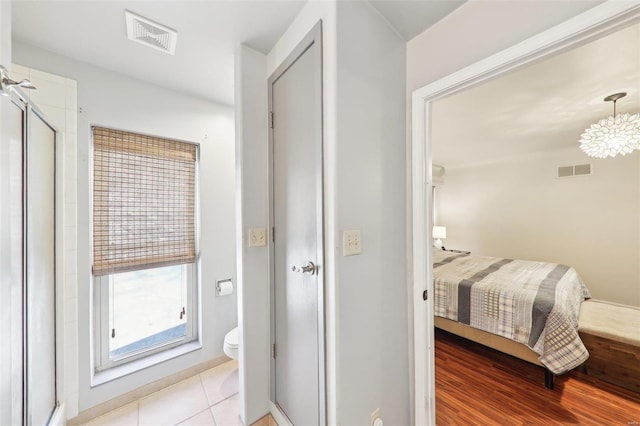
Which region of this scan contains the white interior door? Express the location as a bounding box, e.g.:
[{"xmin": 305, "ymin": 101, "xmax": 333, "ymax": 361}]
[{"xmin": 270, "ymin": 23, "xmax": 324, "ymax": 426}]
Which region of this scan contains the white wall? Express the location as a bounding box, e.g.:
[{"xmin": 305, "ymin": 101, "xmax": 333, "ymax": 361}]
[
  {"xmin": 334, "ymin": 1, "xmax": 408, "ymax": 424},
  {"xmin": 234, "ymin": 45, "xmax": 270, "ymax": 425},
  {"xmin": 437, "ymin": 148, "xmax": 640, "ymax": 306},
  {"xmin": 0, "ymin": 2, "xmax": 9, "ymax": 66},
  {"xmin": 13, "ymin": 42, "xmax": 237, "ymax": 412},
  {"xmin": 407, "ymin": 0, "xmax": 603, "ymax": 91}
]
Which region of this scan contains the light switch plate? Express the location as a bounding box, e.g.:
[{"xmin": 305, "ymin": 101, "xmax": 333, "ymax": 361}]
[
  {"xmin": 343, "ymin": 229, "xmax": 361, "ymax": 256},
  {"xmin": 248, "ymin": 228, "xmax": 267, "ymax": 247}
]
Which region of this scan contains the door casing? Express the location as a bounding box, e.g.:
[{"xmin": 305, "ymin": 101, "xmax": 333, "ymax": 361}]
[
  {"xmin": 267, "ymin": 21, "xmax": 325, "ymax": 426},
  {"xmin": 410, "ymin": 3, "xmax": 640, "ymax": 425}
]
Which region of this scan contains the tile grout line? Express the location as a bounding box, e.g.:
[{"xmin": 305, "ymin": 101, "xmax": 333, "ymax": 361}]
[
  {"xmin": 212, "ymin": 391, "xmax": 239, "ymax": 408},
  {"xmin": 198, "ymin": 369, "xmax": 212, "ymax": 407},
  {"xmin": 172, "ymin": 407, "xmax": 213, "ymax": 426},
  {"xmin": 84, "ymin": 361, "xmax": 237, "ymax": 426},
  {"xmin": 140, "ymin": 375, "xmax": 203, "ymax": 426},
  {"xmin": 198, "ymin": 369, "xmax": 218, "ymax": 425},
  {"xmin": 73, "ymin": 357, "xmax": 232, "ymax": 425},
  {"xmin": 211, "ymin": 392, "xmax": 239, "ymax": 426},
  {"xmin": 197, "ymin": 371, "xmax": 206, "ymax": 405}
]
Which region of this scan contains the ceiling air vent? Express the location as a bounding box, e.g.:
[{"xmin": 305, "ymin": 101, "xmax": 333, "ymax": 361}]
[
  {"xmin": 125, "ymin": 10, "xmax": 178, "ymax": 55},
  {"xmin": 557, "ymin": 163, "xmax": 592, "ymax": 178}
]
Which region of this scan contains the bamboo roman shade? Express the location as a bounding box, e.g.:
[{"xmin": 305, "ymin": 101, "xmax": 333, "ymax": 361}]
[{"xmin": 92, "ymin": 127, "xmax": 197, "ymax": 276}]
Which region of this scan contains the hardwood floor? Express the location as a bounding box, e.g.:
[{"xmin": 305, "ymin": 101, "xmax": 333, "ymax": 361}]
[{"xmin": 435, "ymin": 329, "xmax": 640, "ymax": 425}]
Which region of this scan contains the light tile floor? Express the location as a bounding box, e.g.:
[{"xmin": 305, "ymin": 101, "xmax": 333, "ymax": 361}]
[{"xmin": 83, "ymin": 360, "xmax": 241, "ymax": 426}]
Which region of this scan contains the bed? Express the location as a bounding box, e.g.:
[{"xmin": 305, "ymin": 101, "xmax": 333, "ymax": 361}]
[{"xmin": 433, "ymin": 249, "xmax": 591, "ymax": 387}]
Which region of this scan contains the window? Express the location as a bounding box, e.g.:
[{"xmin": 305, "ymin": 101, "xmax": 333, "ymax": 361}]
[{"xmin": 92, "ymin": 127, "xmax": 199, "ymax": 371}]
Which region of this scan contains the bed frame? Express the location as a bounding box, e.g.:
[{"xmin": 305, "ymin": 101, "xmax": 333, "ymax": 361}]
[{"xmin": 435, "ymin": 316, "xmax": 555, "ymax": 389}]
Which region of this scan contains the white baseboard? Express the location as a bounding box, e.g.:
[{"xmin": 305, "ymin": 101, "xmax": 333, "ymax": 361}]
[
  {"xmin": 49, "ymin": 402, "xmax": 65, "ymax": 426},
  {"xmin": 68, "ymin": 355, "xmax": 230, "ymax": 425},
  {"xmin": 269, "ymin": 401, "xmax": 292, "ymax": 426}
]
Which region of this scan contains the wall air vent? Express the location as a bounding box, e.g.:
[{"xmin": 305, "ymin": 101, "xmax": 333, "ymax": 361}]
[
  {"xmin": 557, "ymin": 163, "xmax": 592, "ymax": 178},
  {"xmin": 125, "ymin": 10, "xmax": 178, "ymax": 55}
]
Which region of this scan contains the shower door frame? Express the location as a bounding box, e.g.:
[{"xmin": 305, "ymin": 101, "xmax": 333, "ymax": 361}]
[
  {"xmin": 4, "ymin": 85, "xmax": 60, "ymax": 426},
  {"xmin": 24, "ymin": 98, "xmax": 59, "ymax": 426}
]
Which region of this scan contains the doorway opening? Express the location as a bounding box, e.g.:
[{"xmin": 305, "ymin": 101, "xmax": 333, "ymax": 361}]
[{"xmin": 410, "ymin": 4, "xmax": 640, "ymax": 425}]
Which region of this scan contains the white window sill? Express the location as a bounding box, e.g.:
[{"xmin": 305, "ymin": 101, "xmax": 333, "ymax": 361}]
[{"xmin": 91, "ymin": 341, "xmax": 202, "ymax": 387}]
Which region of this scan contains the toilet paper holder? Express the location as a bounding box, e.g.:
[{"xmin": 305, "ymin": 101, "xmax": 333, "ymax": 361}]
[{"xmin": 216, "ymin": 279, "xmax": 233, "ymax": 296}]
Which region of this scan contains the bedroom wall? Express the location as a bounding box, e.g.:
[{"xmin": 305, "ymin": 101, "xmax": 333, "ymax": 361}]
[
  {"xmin": 406, "ymin": 1, "xmax": 640, "ymax": 309},
  {"xmin": 435, "ymin": 148, "xmax": 640, "ymax": 307},
  {"xmin": 13, "ymin": 42, "xmax": 237, "ymax": 412}
]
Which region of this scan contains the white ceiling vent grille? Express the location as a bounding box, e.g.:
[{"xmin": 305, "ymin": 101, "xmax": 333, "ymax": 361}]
[
  {"xmin": 125, "ymin": 10, "xmax": 177, "ymax": 55},
  {"xmin": 557, "ymin": 163, "xmax": 592, "ymax": 178}
]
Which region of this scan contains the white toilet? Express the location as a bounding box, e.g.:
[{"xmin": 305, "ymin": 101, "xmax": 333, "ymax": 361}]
[{"xmin": 223, "ymin": 327, "xmax": 238, "ymax": 360}]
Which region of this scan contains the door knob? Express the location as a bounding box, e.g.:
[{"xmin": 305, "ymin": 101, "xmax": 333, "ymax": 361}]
[{"xmin": 291, "ymin": 261, "xmax": 317, "ymax": 275}]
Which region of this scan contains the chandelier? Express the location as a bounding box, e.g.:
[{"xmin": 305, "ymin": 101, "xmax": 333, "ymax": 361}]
[{"xmin": 579, "ymin": 92, "xmax": 640, "ymax": 158}]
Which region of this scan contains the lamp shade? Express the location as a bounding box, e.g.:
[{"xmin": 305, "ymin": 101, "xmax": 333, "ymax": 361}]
[
  {"xmin": 432, "ymin": 226, "xmax": 447, "ymax": 239},
  {"xmin": 579, "ymin": 92, "xmax": 640, "ymax": 158},
  {"xmin": 579, "ymin": 112, "xmax": 640, "ymax": 158}
]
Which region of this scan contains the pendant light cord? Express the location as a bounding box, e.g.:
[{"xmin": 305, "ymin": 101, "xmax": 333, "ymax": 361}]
[{"xmin": 604, "ymin": 92, "xmax": 626, "ymax": 117}]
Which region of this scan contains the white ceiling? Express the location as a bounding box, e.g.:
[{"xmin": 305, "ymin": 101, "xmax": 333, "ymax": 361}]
[
  {"xmin": 11, "ymin": 0, "xmax": 464, "ymax": 107},
  {"xmin": 432, "ymin": 22, "xmax": 640, "ymax": 168},
  {"xmin": 368, "ymin": 0, "xmax": 465, "ymax": 41},
  {"xmin": 11, "ymin": 0, "xmax": 307, "ymax": 106}
]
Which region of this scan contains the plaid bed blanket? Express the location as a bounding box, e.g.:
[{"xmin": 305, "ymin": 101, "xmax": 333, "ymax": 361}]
[{"xmin": 433, "ymin": 249, "xmax": 591, "ymax": 374}]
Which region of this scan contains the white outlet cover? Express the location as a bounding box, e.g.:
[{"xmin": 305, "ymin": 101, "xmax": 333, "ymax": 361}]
[
  {"xmin": 343, "ymin": 229, "xmax": 361, "ymax": 256},
  {"xmin": 248, "ymin": 228, "xmax": 266, "ymax": 247}
]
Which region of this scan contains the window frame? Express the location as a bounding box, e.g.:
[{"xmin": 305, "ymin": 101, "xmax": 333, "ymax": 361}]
[
  {"xmin": 93, "ymin": 263, "xmax": 198, "ymax": 371},
  {"xmin": 90, "ymin": 125, "xmax": 201, "ymax": 374}
]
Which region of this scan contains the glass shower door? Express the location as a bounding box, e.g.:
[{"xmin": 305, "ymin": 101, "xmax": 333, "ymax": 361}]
[
  {"xmin": 0, "ymin": 66, "xmax": 58, "ymax": 426},
  {"xmin": 25, "ymin": 107, "xmax": 57, "ymax": 426}
]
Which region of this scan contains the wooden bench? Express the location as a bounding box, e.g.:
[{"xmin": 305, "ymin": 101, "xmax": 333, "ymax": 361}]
[{"xmin": 578, "ymin": 299, "xmax": 640, "ymax": 393}]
